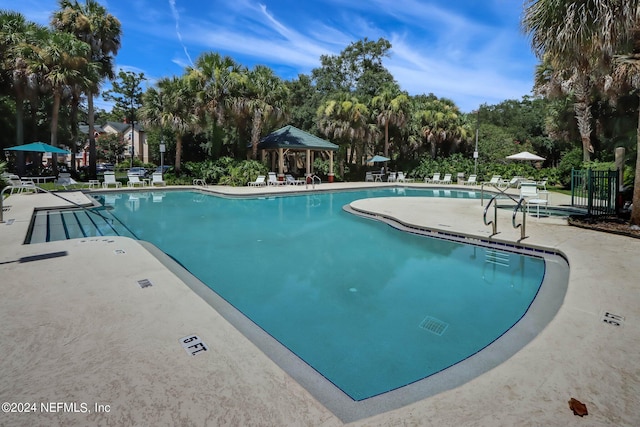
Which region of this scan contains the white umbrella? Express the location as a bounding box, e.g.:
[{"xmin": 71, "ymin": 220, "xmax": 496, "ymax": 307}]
[{"xmin": 506, "ymin": 151, "xmax": 545, "ymax": 161}]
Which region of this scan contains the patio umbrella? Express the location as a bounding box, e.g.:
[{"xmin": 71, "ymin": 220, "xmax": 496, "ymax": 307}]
[
  {"xmin": 506, "ymin": 151, "xmax": 545, "ymax": 161},
  {"xmin": 366, "ymin": 155, "xmax": 391, "ymax": 163},
  {"xmin": 4, "ymin": 142, "xmax": 71, "ymax": 154}
]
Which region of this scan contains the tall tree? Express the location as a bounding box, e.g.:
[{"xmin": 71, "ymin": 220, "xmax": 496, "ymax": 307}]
[
  {"xmin": 312, "ymin": 37, "xmax": 395, "ymax": 97},
  {"xmin": 244, "ymin": 65, "xmax": 289, "ymax": 159},
  {"xmin": 23, "ymin": 30, "xmax": 92, "ymax": 174},
  {"xmin": 413, "ymin": 97, "xmax": 468, "ymax": 159},
  {"xmin": 523, "ymin": 0, "xmax": 640, "ymax": 225},
  {"xmin": 140, "ymin": 76, "xmax": 199, "ymax": 172},
  {"xmin": 317, "ymin": 93, "xmax": 376, "ymax": 165},
  {"xmin": 52, "ymin": 0, "xmax": 121, "ymax": 179},
  {"xmin": 0, "ymin": 12, "xmax": 48, "ymax": 174},
  {"xmin": 613, "ymin": 29, "xmax": 640, "ymax": 226},
  {"xmin": 102, "ymin": 70, "xmax": 146, "ymax": 163},
  {"xmin": 371, "ymin": 83, "xmax": 409, "ymax": 157}
]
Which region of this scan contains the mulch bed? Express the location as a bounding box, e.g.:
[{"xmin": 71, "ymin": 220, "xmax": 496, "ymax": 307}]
[{"xmin": 568, "ymin": 215, "xmax": 640, "ymax": 239}]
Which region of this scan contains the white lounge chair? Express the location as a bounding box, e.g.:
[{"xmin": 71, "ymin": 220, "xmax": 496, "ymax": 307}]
[
  {"xmin": 537, "ymin": 178, "xmax": 548, "ymax": 190},
  {"xmin": 285, "ymin": 174, "xmax": 305, "ymax": 185},
  {"xmin": 463, "ymin": 175, "xmax": 478, "ymax": 185},
  {"xmin": 502, "ymin": 176, "xmax": 522, "ymax": 188},
  {"xmin": 483, "ymin": 175, "xmax": 501, "ymax": 186},
  {"xmin": 151, "ymin": 172, "xmax": 166, "ymax": 186},
  {"xmin": 397, "ymin": 172, "xmax": 413, "ymax": 182},
  {"xmin": 102, "ymin": 172, "xmax": 122, "ymax": 188},
  {"xmin": 127, "ymin": 174, "xmax": 145, "ymax": 187},
  {"xmin": 519, "ymin": 182, "xmax": 548, "ymax": 217},
  {"xmin": 248, "ymin": 175, "xmax": 266, "ymax": 186},
  {"xmin": 6, "ymin": 174, "xmax": 37, "ymax": 194},
  {"xmin": 438, "ymin": 173, "xmax": 452, "ymax": 184},
  {"xmin": 365, "ymin": 171, "xmax": 374, "ymax": 182},
  {"xmin": 425, "ymin": 173, "xmax": 440, "ymax": 183},
  {"xmin": 267, "ymin": 172, "xmax": 285, "ymax": 185},
  {"xmin": 387, "ymin": 172, "xmax": 396, "ymax": 182}
]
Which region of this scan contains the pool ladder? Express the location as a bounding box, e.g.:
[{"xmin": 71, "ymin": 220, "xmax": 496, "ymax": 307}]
[
  {"xmin": 305, "ymin": 174, "xmax": 321, "ymax": 190},
  {"xmin": 483, "ymin": 193, "xmax": 527, "ymax": 240}
]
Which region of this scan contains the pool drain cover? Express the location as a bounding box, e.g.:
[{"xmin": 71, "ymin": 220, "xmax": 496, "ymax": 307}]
[
  {"xmin": 419, "ymin": 316, "xmax": 448, "ymax": 336},
  {"xmin": 137, "ymin": 279, "xmax": 152, "ymax": 288}
]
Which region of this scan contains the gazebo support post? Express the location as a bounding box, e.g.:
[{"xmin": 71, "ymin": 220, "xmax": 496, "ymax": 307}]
[
  {"xmin": 328, "ymin": 151, "xmax": 334, "ymax": 183},
  {"xmin": 278, "ymin": 148, "xmax": 285, "ymax": 180}
]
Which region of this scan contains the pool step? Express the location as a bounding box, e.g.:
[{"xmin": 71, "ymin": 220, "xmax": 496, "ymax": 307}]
[
  {"xmin": 485, "ymin": 249, "xmax": 510, "ymax": 267},
  {"xmin": 29, "ymin": 208, "xmax": 135, "ymax": 244}
]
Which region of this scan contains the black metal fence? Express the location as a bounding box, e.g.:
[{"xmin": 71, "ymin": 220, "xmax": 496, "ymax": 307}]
[{"xmin": 571, "ymin": 169, "xmax": 619, "ymax": 215}]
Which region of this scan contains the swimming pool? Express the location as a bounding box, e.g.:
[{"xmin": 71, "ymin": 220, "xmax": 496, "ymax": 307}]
[{"xmin": 79, "ymin": 188, "xmax": 557, "ymax": 406}]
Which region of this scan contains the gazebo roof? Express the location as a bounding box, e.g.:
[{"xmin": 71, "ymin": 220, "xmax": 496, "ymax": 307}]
[{"xmin": 258, "ymin": 125, "xmax": 338, "ymax": 151}]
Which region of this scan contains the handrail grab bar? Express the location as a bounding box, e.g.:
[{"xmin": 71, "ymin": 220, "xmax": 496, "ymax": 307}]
[
  {"xmin": 2, "ymin": 184, "xmax": 123, "ymax": 231},
  {"xmin": 512, "ymin": 197, "xmax": 527, "ymax": 240},
  {"xmin": 483, "ymin": 194, "xmax": 500, "ymax": 236}
]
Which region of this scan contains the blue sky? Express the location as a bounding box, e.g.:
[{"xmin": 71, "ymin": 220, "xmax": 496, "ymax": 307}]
[{"xmin": 6, "ymin": 0, "xmax": 538, "ymax": 112}]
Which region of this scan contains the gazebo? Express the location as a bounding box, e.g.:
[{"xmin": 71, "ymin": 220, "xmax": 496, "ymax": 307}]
[{"xmin": 257, "ymin": 125, "xmax": 339, "ymax": 182}]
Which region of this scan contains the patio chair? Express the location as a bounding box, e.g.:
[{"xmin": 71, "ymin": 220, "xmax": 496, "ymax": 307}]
[
  {"xmin": 483, "ymin": 175, "xmax": 501, "ymax": 186},
  {"xmin": 463, "ymin": 175, "xmax": 478, "ymax": 185},
  {"xmin": 387, "ymin": 172, "xmax": 396, "ymax": 182},
  {"xmin": 151, "ymin": 172, "xmax": 166, "ymax": 186},
  {"xmin": 397, "ymin": 172, "xmax": 413, "ymax": 182},
  {"xmin": 537, "ymin": 178, "xmax": 548, "ymax": 190},
  {"xmin": 267, "ymin": 172, "xmax": 285, "ymax": 185},
  {"xmin": 519, "ymin": 182, "xmax": 548, "ymax": 217},
  {"xmin": 5, "ymin": 174, "xmax": 37, "ymax": 195},
  {"xmin": 502, "ymin": 176, "xmax": 522, "ymax": 188},
  {"xmin": 365, "ymin": 171, "xmax": 374, "ymax": 182},
  {"xmin": 127, "ymin": 174, "xmax": 145, "ymax": 187},
  {"xmin": 438, "ymin": 173, "xmax": 452, "ymax": 184},
  {"xmin": 285, "ymin": 174, "xmax": 305, "ymax": 185},
  {"xmin": 102, "ymin": 172, "xmax": 122, "ymax": 188},
  {"xmin": 248, "ymin": 175, "xmax": 266, "ymax": 186},
  {"xmin": 424, "ymin": 173, "xmax": 440, "ymax": 183}
]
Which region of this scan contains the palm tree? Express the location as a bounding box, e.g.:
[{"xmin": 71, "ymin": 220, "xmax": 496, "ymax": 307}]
[
  {"xmin": 24, "ymin": 30, "xmax": 93, "ymax": 174},
  {"xmin": 0, "ymin": 12, "xmax": 48, "ymax": 174},
  {"xmin": 523, "ymin": 0, "xmax": 640, "ymax": 224},
  {"xmin": 371, "ymin": 84, "xmax": 409, "ymax": 158},
  {"xmin": 317, "ymin": 93, "xmax": 376, "ymax": 165},
  {"xmin": 188, "ymin": 52, "xmax": 244, "ymax": 124},
  {"xmin": 52, "ymin": 0, "xmax": 121, "ymax": 179},
  {"xmin": 243, "ymin": 65, "xmax": 289, "ymax": 159},
  {"xmin": 522, "ymin": 0, "xmax": 640, "ymax": 162},
  {"xmin": 140, "ymin": 76, "xmax": 199, "ymax": 172},
  {"xmin": 613, "ymin": 29, "xmax": 640, "ymax": 226},
  {"xmin": 415, "ymin": 98, "xmax": 468, "ymax": 158}
]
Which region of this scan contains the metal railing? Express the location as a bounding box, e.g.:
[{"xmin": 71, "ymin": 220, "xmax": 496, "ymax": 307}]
[
  {"xmin": 512, "ymin": 198, "xmax": 527, "ymax": 241},
  {"xmin": 571, "ymin": 169, "xmax": 618, "ymax": 215},
  {"xmin": 305, "ymin": 175, "xmax": 321, "ymax": 190},
  {"xmin": 1, "ymin": 184, "xmax": 124, "ymax": 231},
  {"xmin": 483, "ymin": 194, "xmax": 500, "ymax": 236}
]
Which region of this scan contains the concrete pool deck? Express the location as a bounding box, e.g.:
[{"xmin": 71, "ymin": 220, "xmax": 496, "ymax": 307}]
[{"xmin": 1, "ymin": 182, "xmax": 639, "ymax": 426}]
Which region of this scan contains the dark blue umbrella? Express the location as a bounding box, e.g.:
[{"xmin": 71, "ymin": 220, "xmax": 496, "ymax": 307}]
[{"xmin": 4, "ymin": 142, "xmax": 70, "ymax": 154}]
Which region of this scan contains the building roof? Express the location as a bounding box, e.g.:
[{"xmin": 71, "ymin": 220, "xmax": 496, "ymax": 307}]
[{"xmin": 258, "ymin": 125, "xmax": 338, "ymax": 151}]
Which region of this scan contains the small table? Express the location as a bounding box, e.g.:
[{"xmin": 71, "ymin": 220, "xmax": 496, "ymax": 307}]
[
  {"xmin": 142, "ymin": 178, "xmax": 151, "ymax": 187},
  {"xmin": 88, "ymin": 180, "xmax": 100, "ymax": 189},
  {"xmin": 371, "ymin": 173, "xmax": 384, "ymax": 182}
]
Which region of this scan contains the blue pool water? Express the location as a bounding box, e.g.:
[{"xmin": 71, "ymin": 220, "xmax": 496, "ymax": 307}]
[{"xmin": 90, "ymin": 188, "xmax": 545, "ymax": 400}]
